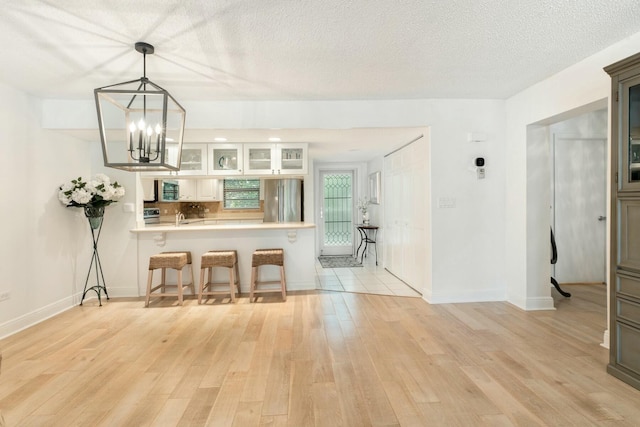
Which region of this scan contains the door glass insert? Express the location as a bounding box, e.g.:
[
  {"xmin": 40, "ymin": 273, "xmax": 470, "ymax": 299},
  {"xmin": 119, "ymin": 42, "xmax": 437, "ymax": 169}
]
[{"xmin": 323, "ymin": 173, "xmax": 353, "ymax": 246}]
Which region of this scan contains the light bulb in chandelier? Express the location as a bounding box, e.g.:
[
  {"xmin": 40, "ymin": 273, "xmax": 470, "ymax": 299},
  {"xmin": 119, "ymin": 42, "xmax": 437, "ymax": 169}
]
[{"xmin": 127, "ymin": 118, "xmax": 163, "ymax": 163}]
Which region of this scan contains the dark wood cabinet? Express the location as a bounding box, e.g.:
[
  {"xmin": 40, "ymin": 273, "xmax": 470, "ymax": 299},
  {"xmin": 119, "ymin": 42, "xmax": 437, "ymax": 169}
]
[{"xmin": 605, "ymin": 53, "xmax": 640, "ymax": 391}]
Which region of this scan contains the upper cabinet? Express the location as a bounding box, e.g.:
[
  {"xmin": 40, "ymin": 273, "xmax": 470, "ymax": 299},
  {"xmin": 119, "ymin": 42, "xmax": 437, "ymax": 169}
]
[
  {"xmin": 208, "ymin": 144, "xmax": 244, "ymax": 175},
  {"xmin": 244, "ymin": 145, "xmax": 275, "ymax": 175},
  {"xmin": 141, "ymin": 142, "xmax": 307, "ymax": 177},
  {"xmin": 279, "ymin": 144, "xmax": 308, "ymax": 174},
  {"xmin": 177, "ymin": 144, "xmax": 208, "ymax": 176},
  {"xmin": 244, "ymin": 143, "xmax": 308, "ymax": 175},
  {"xmin": 141, "ymin": 143, "xmax": 206, "ymax": 177}
]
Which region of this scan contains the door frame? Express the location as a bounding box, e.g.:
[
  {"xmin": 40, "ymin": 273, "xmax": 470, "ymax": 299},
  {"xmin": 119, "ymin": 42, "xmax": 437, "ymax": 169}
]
[{"xmin": 314, "ymin": 162, "xmax": 368, "ymax": 257}]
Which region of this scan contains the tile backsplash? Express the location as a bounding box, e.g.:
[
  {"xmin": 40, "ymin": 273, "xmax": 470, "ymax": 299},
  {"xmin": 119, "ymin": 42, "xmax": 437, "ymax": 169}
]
[{"xmin": 145, "ymin": 201, "xmax": 263, "ymax": 219}]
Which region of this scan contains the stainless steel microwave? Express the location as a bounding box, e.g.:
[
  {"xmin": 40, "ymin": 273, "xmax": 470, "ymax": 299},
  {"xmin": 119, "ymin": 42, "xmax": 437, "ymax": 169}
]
[{"xmin": 160, "ymin": 180, "xmax": 179, "ymax": 201}]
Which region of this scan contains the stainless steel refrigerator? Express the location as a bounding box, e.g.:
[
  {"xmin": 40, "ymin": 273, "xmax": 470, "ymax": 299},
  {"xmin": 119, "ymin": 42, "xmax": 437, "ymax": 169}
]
[{"xmin": 263, "ymin": 178, "xmax": 303, "ymax": 222}]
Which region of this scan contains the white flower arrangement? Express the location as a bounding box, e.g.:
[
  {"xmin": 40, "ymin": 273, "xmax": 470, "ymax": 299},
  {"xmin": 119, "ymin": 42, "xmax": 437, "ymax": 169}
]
[
  {"xmin": 357, "ymin": 197, "xmax": 370, "ymax": 213},
  {"xmin": 58, "ymin": 174, "xmax": 125, "ymax": 208}
]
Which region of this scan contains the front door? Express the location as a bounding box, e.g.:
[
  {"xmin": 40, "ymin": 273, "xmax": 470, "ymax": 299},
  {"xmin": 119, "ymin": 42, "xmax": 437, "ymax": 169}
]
[{"xmin": 319, "ymin": 170, "xmax": 354, "ymax": 256}]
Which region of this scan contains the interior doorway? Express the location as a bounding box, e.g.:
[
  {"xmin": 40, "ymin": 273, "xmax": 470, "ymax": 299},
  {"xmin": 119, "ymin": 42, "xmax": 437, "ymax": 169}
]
[
  {"xmin": 552, "ymin": 136, "xmax": 607, "ymax": 283},
  {"xmin": 549, "ymin": 109, "xmax": 608, "ymax": 285}
]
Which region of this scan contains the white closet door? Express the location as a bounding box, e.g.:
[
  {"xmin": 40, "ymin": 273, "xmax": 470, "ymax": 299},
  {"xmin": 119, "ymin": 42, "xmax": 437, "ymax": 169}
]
[{"xmin": 384, "ymin": 138, "xmax": 428, "ymax": 293}]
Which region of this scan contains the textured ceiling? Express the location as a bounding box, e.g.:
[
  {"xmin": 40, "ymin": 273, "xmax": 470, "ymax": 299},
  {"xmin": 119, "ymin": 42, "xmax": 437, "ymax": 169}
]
[
  {"xmin": 2, "ymin": 0, "xmax": 640, "ymax": 102},
  {"xmin": 2, "ymin": 1, "xmax": 640, "ymax": 162}
]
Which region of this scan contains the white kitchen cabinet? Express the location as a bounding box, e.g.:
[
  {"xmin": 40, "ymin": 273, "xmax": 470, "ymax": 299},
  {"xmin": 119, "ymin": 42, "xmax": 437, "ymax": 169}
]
[
  {"xmin": 278, "ymin": 143, "xmax": 308, "ymax": 174},
  {"xmin": 176, "ymin": 179, "xmax": 220, "ymax": 201},
  {"xmin": 244, "ymin": 143, "xmax": 308, "ymax": 175},
  {"xmin": 177, "ymin": 179, "xmax": 196, "ymax": 200},
  {"xmin": 244, "ymin": 145, "xmax": 274, "ymax": 175},
  {"xmin": 196, "ymin": 178, "xmax": 219, "ymax": 201},
  {"xmin": 208, "ymin": 144, "xmax": 244, "ymax": 175},
  {"xmin": 141, "ymin": 143, "xmax": 204, "ymax": 177},
  {"xmin": 141, "ymin": 179, "xmax": 157, "ymax": 202},
  {"xmin": 178, "ymin": 144, "xmax": 208, "ymax": 176}
]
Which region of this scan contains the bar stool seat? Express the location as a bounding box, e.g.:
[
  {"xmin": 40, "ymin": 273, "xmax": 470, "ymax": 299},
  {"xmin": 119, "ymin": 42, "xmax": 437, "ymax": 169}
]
[
  {"xmin": 145, "ymin": 251, "xmax": 195, "ymax": 307},
  {"xmin": 250, "ymin": 248, "xmax": 286, "ymax": 302},
  {"xmin": 199, "ymin": 250, "xmax": 240, "ymax": 303}
]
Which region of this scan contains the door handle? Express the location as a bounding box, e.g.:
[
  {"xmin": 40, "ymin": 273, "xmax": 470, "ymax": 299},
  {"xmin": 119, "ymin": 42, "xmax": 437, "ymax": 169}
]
[{"xmin": 598, "ymin": 216, "xmax": 607, "ymax": 221}]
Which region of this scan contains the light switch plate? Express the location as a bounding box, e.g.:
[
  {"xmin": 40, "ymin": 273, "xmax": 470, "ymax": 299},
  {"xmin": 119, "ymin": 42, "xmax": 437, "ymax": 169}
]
[{"xmin": 438, "ymin": 197, "xmax": 456, "ymax": 208}]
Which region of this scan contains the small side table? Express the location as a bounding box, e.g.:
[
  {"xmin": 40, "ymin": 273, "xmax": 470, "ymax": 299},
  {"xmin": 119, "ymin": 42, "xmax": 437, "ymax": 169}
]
[{"xmin": 356, "ymin": 224, "xmax": 378, "ymax": 265}]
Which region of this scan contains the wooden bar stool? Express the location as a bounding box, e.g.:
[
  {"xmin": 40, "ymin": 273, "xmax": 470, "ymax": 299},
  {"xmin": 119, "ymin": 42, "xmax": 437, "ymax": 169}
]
[
  {"xmin": 145, "ymin": 251, "xmax": 195, "ymax": 307},
  {"xmin": 250, "ymin": 248, "xmax": 286, "ymax": 302},
  {"xmin": 199, "ymin": 250, "xmax": 240, "ymax": 303}
]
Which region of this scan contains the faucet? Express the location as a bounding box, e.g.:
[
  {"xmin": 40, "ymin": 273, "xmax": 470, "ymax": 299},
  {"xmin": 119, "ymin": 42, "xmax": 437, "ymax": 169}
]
[{"xmin": 175, "ymin": 211, "xmax": 185, "ymax": 226}]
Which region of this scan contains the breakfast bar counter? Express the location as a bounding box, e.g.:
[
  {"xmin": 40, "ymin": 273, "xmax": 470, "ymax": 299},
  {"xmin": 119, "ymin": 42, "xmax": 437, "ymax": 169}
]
[
  {"xmin": 130, "ymin": 221, "xmax": 315, "ymax": 233},
  {"xmin": 131, "ymin": 222, "xmax": 317, "ymax": 296}
]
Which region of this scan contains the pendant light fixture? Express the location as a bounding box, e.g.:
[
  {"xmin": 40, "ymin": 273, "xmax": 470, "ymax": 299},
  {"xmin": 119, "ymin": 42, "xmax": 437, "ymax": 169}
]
[{"xmin": 94, "ymin": 42, "xmax": 186, "ymax": 171}]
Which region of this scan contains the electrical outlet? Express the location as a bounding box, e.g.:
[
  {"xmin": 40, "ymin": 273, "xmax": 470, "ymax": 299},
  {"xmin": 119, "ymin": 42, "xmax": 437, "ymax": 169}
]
[{"xmin": 0, "ymin": 291, "xmax": 10, "ymax": 302}]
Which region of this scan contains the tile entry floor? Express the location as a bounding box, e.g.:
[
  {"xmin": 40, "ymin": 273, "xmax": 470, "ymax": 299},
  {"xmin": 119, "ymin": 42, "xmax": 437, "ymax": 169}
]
[{"xmin": 314, "ymin": 254, "xmax": 421, "ymax": 297}]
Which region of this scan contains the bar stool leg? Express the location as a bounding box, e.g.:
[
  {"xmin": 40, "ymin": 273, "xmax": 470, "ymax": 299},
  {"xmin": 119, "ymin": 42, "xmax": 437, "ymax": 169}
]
[
  {"xmin": 235, "ymin": 259, "xmax": 241, "ymax": 294},
  {"xmin": 188, "ymin": 264, "xmax": 196, "ymax": 295},
  {"xmin": 280, "ymin": 265, "xmax": 287, "ymax": 301},
  {"xmin": 177, "ymin": 269, "xmax": 183, "ymax": 305},
  {"xmin": 229, "ymin": 267, "xmax": 236, "ymax": 302},
  {"xmin": 198, "ymin": 267, "xmax": 206, "ymax": 304},
  {"xmin": 250, "ymin": 266, "xmax": 257, "ymax": 302},
  {"xmin": 145, "ymin": 270, "xmax": 154, "ymax": 307}
]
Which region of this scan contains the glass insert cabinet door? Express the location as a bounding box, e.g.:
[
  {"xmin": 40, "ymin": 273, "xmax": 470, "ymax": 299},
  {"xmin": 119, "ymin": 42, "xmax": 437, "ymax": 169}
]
[
  {"xmin": 209, "ymin": 144, "xmax": 243, "ymax": 175},
  {"xmin": 278, "ymin": 143, "xmax": 308, "ymax": 174},
  {"xmin": 177, "ymin": 144, "xmax": 207, "ymax": 176},
  {"xmin": 622, "ymin": 77, "xmax": 640, "ymax": 189},
  {"xmin": 244, "ymin": 145, "xmax": 274, "ymax": 174},
  {"xmin": 244, "ymin": 143, "xmax": 308, "ymax": 175},
  {"xmin": 629, "ymin": 82, "xmax": 640, "ymax": 180}
]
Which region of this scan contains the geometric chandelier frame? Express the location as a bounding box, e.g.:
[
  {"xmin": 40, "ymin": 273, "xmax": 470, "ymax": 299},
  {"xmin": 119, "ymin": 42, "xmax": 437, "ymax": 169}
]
[{"xmin": 94, "ymin": 42, "xmax": 186, "ymax": 172}]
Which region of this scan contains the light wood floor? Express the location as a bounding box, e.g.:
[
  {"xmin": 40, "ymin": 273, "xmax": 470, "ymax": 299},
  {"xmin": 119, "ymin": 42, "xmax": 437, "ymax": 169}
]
[{"xmin": 1, "ymin": 284, "xmax": 639, "ymax": 426}]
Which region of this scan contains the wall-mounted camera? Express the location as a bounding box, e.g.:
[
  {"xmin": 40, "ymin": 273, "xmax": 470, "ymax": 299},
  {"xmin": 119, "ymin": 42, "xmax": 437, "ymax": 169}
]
[{"xmin": 474, "ymin": 157, "xmax": 486, "ymax": 179}]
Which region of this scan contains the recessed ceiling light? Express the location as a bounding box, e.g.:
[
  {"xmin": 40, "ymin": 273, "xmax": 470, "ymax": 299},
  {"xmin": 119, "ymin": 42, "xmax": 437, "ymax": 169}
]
[
  {"xmin": 268, "ymin": 137, "xmax": 281, "ymax": 142},
  {"xmin": 214, "ymin": 137, "xmax": 227, "ymax": 142}
]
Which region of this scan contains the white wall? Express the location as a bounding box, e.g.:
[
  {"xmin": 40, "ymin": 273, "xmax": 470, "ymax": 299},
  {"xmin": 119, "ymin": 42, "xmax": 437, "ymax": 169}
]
[
  {"xmin": 44, "ymin": 98, "xmax": 507, "ymax": 306},
  {"xmin": 505, "ymin": 31, "xmax": 640, "ymax": 310},
  {"xmin": 0, "ymin": 82, "xmax": 92, "ymax": 338}
]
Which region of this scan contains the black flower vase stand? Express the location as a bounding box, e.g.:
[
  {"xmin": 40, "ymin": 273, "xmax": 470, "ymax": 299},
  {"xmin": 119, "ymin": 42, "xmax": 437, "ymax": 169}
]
[{"xmin": 81, "ymin": 207, "xmax": 109, "ymax": 306}]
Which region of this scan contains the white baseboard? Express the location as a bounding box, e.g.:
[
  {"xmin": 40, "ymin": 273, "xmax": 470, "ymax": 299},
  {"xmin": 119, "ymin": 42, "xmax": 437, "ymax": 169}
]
[
  {"xmin": 601, "ymin": 329, "xmax": 610, "ymax": 349},
  {"xmin": 423, "ymin": 288, "xmax": 507, "ymax": 305},
  {"xmin": 0, "ymin": 294, "xmax": 78, "ymax": 340}
]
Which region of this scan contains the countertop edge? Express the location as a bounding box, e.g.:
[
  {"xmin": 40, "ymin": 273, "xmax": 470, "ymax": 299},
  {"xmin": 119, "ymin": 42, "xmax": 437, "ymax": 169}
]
[{"xmin": 130, "ymin": 222, "xmax": 316, "ymax": 233}]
